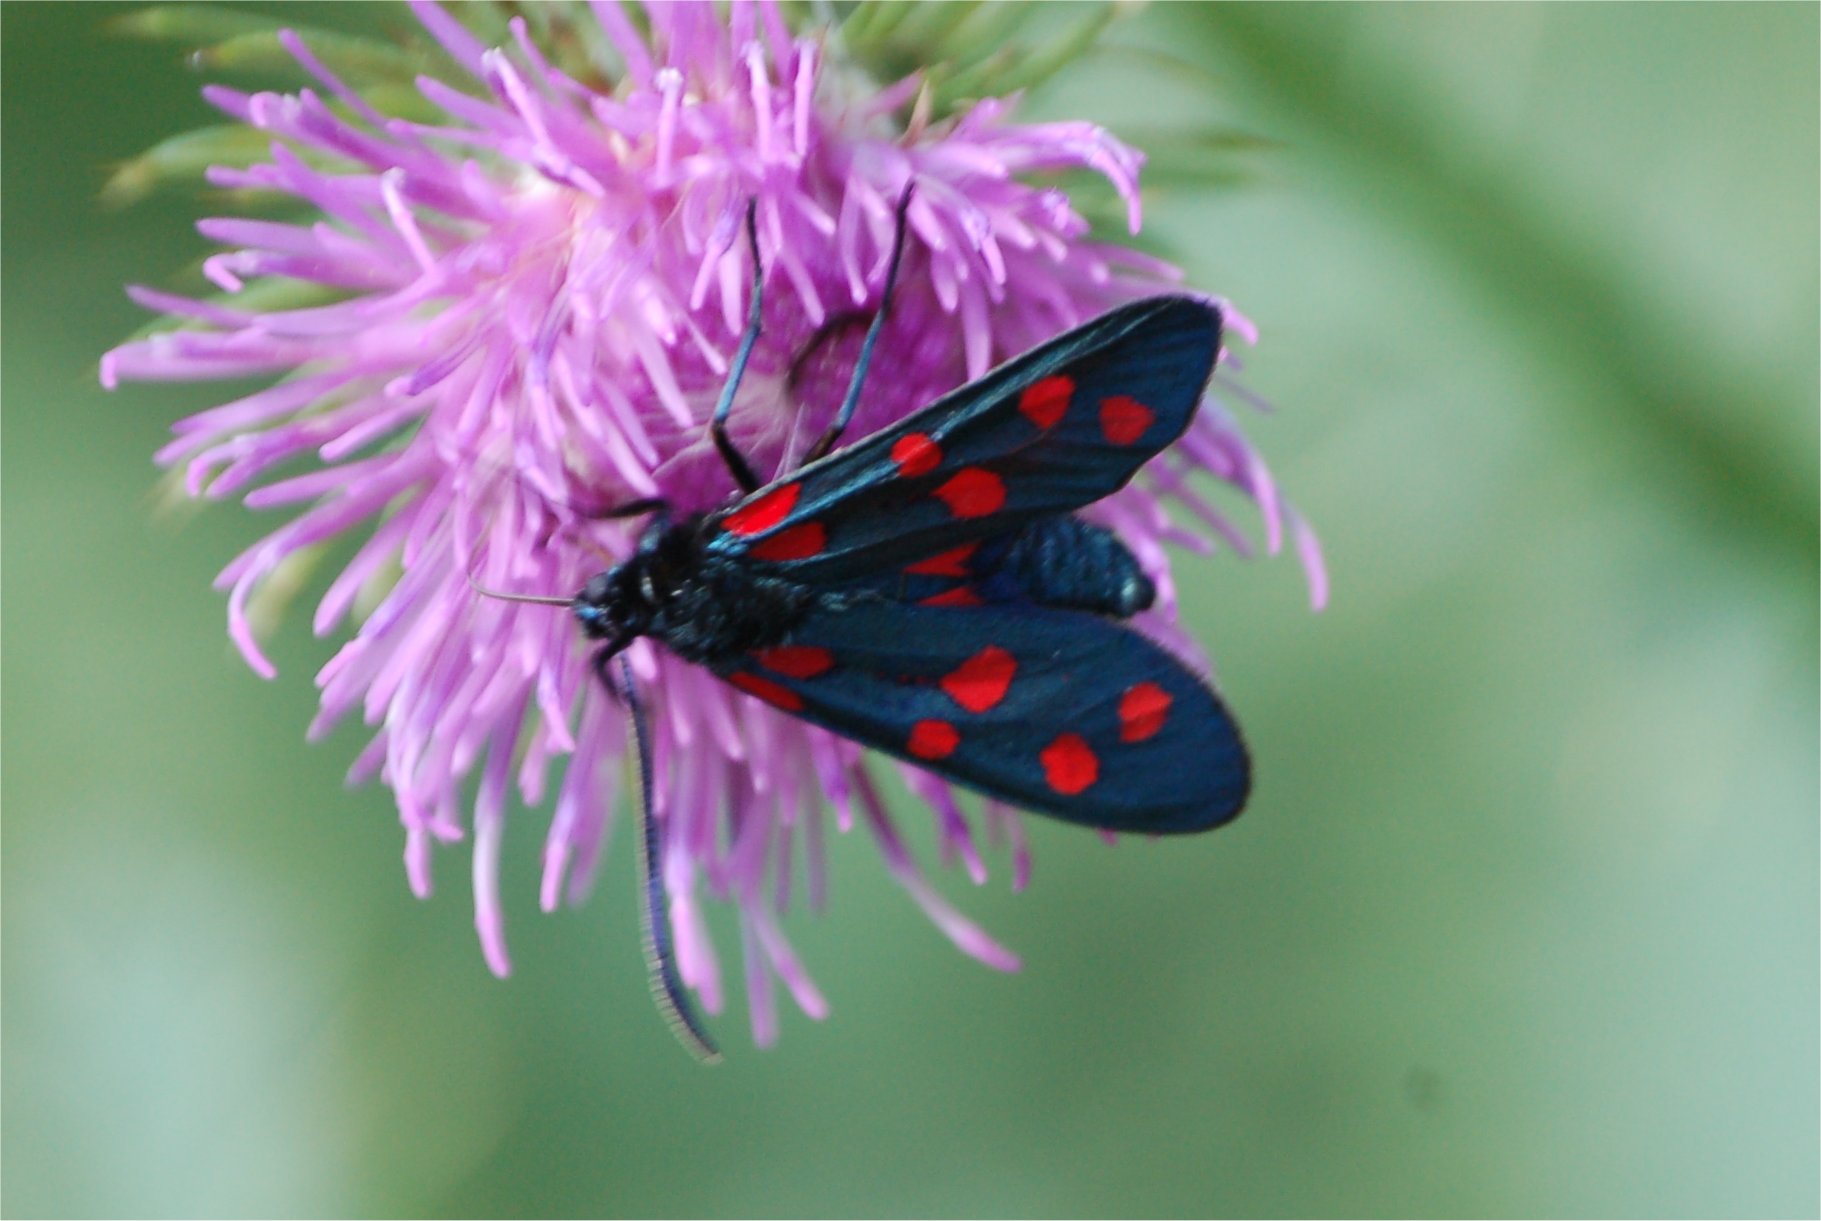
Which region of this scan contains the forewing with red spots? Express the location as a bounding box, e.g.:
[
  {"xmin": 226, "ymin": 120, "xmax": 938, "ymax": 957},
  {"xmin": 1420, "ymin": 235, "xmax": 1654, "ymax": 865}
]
[
  {"xmin": 711, "ymin": 598, "xmax": 1247, "ymax": 833},
  {"xmin": 704, "ymin": 296, "xmax": 1221, "ymax": 581}
]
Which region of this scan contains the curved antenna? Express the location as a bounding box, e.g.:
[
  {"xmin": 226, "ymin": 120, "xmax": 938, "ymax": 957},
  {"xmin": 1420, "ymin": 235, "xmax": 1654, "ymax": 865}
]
[
  {"xmin": 614, "ymin": 653, "xmax": 723, "ymax": 1065},
  {"xmin": 462, "ymin": 566, "xmax": 574, "ymax": 607},
  {"xmin": 455, "ymin": 476, "xmax": 658, "ymax": 609},
  {"xmin": 461, "ymin": 530, "xmax": 575, "ymax": 606}
]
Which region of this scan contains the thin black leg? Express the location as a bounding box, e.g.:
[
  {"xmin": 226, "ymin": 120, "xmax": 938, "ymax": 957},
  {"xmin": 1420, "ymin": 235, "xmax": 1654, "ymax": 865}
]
[
  {"xmin": 784, "ymin": 308, "xmax": 865, "ymax": 395},
  {"xmin": 709, "ymin": 200, "xmax": 765, "ymax": 494},
  {"xmin": 802, "ymin": 183, "xmax": 916, "ymax": 466},
  {"xmin": 572, "ymin": 496, "xmax": 669, "ymax": 522}
]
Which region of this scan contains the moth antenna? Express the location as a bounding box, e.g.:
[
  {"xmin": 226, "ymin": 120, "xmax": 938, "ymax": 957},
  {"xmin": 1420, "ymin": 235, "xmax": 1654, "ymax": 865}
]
[
  {"xmin": 461, "ymin": 554, "xmax": 574, "ymax": 607},
  {"xmin": 614, "ymin": 654, "xmax": 723, "ymax": 1065},
  {"xmin": 458, "ymin": 452, "xmax": 661, "ymax": 587}
]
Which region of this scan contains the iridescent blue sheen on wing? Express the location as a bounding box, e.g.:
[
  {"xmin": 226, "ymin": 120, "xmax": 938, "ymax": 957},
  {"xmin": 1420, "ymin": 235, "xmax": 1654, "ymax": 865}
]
[{"xmin": 851, "ymin": 516, "xmax": 1156, "ymax": 616}]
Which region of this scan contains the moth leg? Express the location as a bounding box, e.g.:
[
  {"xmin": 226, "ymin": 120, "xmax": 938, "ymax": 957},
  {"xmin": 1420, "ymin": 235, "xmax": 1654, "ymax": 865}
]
[
  {"xmin": 785, "ymin": 309, "xmax": 868, "ymax": 395},
  {"xmin": 569, "ymin": 495, "xmax": 669, "ymax": 522},
  {"xmin": 603, "ymin": 652, "xmax": 723, "ymax": 1064},
  {"xmin": 549, "ymin": 499, "xmax": 669, "ymax": 572},
  {"xmin": 709, "ymin": 200, "xmax": 764, "ymax": 494},
  {"xmin": 801, "ymin": 183, "xmax": 915, "ymax": 466}
]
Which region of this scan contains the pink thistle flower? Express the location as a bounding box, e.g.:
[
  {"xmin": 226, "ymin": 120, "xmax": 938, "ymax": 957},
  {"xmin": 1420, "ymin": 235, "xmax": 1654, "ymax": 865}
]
[{"xmin": 103, "ymin": 1, "xmax": 1324, "ymax": 1048}]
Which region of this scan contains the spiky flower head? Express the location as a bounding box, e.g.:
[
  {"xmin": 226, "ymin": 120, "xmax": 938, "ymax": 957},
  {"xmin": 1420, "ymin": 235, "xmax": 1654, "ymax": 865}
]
[{"xmin": 103, "ymin": 1, "xmax": 1324, "ymax": 1047}]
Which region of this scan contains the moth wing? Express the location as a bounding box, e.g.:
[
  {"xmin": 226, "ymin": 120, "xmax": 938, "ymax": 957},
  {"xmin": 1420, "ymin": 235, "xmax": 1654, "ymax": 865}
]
[
  {"xmin": 715, "ymin": 598, "xmax": 1249, "ymax": 834},
  {"xmin": 705, "ymin": 296, "xmax": 1222, "ymax": 582}
]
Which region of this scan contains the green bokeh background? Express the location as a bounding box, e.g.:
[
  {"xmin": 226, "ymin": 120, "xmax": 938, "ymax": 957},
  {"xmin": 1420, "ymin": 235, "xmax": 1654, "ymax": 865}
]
[{"xmin": 4, "ymin": 4, "xmax": 1816, "ymax": 1216}]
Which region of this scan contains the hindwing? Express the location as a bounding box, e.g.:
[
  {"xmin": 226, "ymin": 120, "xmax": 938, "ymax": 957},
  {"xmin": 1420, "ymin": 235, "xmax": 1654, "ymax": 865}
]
[{"xmin": 714, "ymin": 597, "xmax": 1249, "ymax": 835}]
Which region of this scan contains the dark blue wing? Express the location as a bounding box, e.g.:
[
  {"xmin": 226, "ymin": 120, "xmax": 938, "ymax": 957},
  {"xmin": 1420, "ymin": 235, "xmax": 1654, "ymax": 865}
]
[
  {"xmin": 712, "ymin": 598, "xmax": 1249, "ymax": 834},
  {"xmin": 702, "ymin": 296, "xmax": 1221, "ymax": 582}
]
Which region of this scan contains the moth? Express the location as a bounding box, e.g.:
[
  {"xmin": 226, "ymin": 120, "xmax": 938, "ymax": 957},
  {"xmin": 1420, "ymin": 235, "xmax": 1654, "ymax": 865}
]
[{"xmin": 485, "ymin": 194, "xmax": 1247, "ymax": 1058}]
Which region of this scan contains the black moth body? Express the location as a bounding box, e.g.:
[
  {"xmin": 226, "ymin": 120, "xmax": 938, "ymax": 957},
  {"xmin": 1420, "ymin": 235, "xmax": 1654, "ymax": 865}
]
[{"xmin": 575, "ymin": 511, "xmax": 1154, "ymax": 666}]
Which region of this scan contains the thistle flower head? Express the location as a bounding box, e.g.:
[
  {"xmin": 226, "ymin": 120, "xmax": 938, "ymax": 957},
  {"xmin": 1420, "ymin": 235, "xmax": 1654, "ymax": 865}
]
[{"xmin": 103, "ymin": 1, "xmax": 1324, "ymax": 1047}]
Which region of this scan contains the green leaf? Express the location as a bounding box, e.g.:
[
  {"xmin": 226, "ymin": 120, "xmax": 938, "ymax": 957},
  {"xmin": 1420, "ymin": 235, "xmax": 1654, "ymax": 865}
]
[
  {"xmin": 102, "ymin": 124, "xmax": 273, "ymax": 205},
  {"xmin": 191, "ymin": 28, "xmax": 424, "ymax": 85},
  {"xmin": 108, "ymin": 5, "xmax": 286, "ymax": 46}
]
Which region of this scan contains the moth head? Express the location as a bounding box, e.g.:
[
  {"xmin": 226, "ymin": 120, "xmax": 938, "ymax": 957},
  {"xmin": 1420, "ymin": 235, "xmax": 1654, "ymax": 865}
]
[{"xmin": 572, "ymin": 566, "xmax": 652, "ymax": 641}]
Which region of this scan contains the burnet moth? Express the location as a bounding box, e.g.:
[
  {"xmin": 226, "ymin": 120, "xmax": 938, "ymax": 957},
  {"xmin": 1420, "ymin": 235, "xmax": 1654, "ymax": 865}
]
[{"xmin": 479, "ymin": 190, "xmax": 1247, "ymax": 1060}]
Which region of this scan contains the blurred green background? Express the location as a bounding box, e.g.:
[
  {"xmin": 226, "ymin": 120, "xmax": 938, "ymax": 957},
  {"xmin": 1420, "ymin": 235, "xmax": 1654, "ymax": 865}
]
[{"xmin": 4, "ymin": 4, "xmax": 1816, "ymax": 1217}]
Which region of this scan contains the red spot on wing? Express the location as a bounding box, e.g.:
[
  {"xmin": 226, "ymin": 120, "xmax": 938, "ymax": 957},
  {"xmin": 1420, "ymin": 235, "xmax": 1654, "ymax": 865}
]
[
  {"xmin": 940, "ymin": 646, "xmax": 1016, "ymax": 714},
  {"xmin": 754, "ymin": 645, "xmax": 834, "ymax": 679},
  {"xmin": 1019, "ymin": 375, "xmax": 1074, "ymax": 429},
  {"xmin": 728, "ymin": 671, "xmax": 804, "ymax": 712},
  {"xmin": 908, "ymin": 719, "xmax": 960, "ymax": 760},
  {"xmin": 1099, "ymin": 395, "xmax": 1155, "ymax": 446},
  {"xmin": 1041, "ymin": 733, "xmax": 1100, "ymax": 795},
  {"xmin": 748, "ymin": 521, "xmax": 826, "ymax": 561},
  {"xmin": 919, "ymin": 587, "xmax": 982, "ymax": 608},
  {"xmin": 905, "ymin": 543, "xmax": 979, "ymax": 577},
  {"xmin": 933, "ymin": 468, "xmax": 1005, "ymax": 518},
  {"xmin": 1118, "ymin": 682, "xmax": 1173, "ymax": 742},
  {"xmin": 890, "ymin": 432, "xmax": 942, "ymax": 478},
  {"xmin": 722, "ymin": 482, "xmax": 800, "ymax": 536}
]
